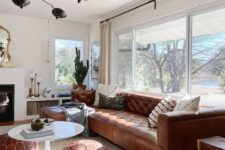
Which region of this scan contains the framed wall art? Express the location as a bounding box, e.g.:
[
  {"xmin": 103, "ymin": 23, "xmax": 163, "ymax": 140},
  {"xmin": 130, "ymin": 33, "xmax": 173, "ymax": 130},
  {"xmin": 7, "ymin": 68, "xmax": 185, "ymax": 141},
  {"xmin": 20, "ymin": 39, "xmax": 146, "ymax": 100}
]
[{"xmin": 91, "ymin": 42, "xmax": 100, "ymax": 79}]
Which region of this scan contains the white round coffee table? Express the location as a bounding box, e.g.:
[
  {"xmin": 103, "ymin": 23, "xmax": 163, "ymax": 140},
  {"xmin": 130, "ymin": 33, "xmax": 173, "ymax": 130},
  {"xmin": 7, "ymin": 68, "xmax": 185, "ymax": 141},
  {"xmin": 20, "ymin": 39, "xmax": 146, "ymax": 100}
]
[{"xmin": 8, "ymin": 121, "xmax": 84, "ymax": 150}]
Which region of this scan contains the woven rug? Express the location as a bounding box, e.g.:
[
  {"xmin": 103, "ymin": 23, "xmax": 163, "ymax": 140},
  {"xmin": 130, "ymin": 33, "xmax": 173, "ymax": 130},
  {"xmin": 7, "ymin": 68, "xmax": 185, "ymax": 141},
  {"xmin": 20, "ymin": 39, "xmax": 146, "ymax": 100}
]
[{"xmin": 0, "ymin": 125, "xmax": 121, "ymax": 150}]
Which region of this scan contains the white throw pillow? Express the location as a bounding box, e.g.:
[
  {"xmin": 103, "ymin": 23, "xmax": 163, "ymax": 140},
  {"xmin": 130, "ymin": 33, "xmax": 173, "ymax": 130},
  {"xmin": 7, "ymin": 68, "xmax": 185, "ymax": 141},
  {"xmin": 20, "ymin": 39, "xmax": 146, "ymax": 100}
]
[
  {"xmin": 173, "ymin": 96, "xmax": 200, "ymax": 111},
  {"xmin": 93, "ymin": 84, "xmax": 118, "ymax": 106},
  {"xmin": 148, "ymin": 96, "xmax": 176, "ymax": 128},
  {"xmin": 107, "ymin": 85, "xmax": 118, "ymax": 97}
]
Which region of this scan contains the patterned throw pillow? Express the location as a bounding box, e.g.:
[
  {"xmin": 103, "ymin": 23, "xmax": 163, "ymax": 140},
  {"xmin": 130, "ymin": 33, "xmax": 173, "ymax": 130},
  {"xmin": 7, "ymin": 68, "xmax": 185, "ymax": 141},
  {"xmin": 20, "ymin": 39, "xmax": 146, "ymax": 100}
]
[
  {"xmin": 148, "ymin": 96, "xmax": 176, "ymax": 128},
  {"xmin": 93, "ymin": 84, "xmax": 118, "ymax": 106},
  {"xmin": 173, "ymin": 96, "xmax": 200, "ymax": 111},
  {"xmin": 98, "ymin": 93, "xmax": 125, "ymax": 110}
]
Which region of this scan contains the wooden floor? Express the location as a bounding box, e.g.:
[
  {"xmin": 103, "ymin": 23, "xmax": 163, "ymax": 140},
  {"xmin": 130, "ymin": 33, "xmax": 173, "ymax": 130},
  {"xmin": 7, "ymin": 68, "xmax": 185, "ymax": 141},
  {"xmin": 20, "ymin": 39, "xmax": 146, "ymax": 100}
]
[{"xmin": 0, "ymin": 120, "xmax": 31, "ymax": 126}]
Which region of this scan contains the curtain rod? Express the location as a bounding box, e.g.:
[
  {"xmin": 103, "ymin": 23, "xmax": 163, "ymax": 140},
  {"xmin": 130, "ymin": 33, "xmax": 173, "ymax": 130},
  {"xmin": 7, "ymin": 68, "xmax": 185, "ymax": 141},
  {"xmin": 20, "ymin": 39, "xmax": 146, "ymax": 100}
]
[{"xmin": 100, "ymin": 0, "xmax": 156, "ymax": 24}]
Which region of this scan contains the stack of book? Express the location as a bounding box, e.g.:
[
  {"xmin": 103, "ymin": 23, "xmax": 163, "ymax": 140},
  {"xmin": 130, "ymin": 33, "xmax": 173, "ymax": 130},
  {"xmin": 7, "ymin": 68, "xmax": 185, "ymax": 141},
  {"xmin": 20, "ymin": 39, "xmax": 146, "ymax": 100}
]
[{"xmin": 20, "ymin": 126, "xmax": 54, "ymax": 139}]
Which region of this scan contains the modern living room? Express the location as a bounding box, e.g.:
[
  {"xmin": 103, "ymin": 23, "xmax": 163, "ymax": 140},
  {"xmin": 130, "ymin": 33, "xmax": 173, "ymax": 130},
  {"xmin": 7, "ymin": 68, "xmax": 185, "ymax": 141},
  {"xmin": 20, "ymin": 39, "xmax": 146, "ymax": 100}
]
[{"xmin": 1, "ymin": 0, "xmax": 225, "ymax": 150}]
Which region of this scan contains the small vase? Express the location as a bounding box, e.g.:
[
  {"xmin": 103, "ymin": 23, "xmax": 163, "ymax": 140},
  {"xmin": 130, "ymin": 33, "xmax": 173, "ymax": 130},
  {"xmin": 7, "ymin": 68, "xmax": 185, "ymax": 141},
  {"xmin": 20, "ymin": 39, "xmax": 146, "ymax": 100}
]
[{"xmin": 31, "ymin": 119, "xmax": 44, "ymax": 131}]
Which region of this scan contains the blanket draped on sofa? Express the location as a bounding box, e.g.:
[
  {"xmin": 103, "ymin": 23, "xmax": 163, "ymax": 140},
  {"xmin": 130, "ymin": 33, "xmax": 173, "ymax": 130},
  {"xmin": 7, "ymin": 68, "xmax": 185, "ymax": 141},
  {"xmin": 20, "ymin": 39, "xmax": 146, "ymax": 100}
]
[{"xmin": 61, "ymin": 102, "xmax": 95, "ymax": 137}]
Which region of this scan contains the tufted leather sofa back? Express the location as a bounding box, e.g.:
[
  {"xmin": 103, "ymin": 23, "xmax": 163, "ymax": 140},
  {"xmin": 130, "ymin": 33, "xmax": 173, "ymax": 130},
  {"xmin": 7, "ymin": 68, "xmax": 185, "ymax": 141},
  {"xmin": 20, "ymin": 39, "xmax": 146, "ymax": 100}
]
[{"xmin": 122, "ymin": 92, "xmax": 162, "ymax": 116}]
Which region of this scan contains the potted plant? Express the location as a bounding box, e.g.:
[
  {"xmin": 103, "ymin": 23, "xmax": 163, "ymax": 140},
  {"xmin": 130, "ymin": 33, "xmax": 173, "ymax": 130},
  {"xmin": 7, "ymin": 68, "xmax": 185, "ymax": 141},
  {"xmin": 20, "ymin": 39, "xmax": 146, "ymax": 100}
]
[{"xmin": 73, "ymin": 47, "xmax": 89, "ymax": 90}]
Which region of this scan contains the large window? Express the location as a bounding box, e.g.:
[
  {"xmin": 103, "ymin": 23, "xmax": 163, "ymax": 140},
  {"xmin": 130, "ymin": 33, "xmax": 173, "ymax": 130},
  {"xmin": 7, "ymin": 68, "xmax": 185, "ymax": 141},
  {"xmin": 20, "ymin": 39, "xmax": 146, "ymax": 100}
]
[
  {"xmin": 134, "ymin": 18, "xmax": 186, "ymax": 94},
  {"xmin": 192, "ymin": 9, "xmax": 225, "ymax": 105},
  {"xmin": 115, "ymin": 7, "xmax": 225, "ymax": 106},
  {"xmin": 55, "ymin": 39, "xmax": 84, "ymax": 85},
  {"xmin": 116, "ymin": 31, "xmax": 133, "ymax": 89}
]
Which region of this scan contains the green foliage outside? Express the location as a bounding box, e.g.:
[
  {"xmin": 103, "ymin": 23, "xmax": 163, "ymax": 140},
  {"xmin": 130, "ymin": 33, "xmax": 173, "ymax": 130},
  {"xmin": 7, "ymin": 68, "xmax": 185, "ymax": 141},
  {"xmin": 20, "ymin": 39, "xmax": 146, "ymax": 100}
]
[{"xmin": 55, "ymin": 47, "xmax": 75, "ymax": 85}]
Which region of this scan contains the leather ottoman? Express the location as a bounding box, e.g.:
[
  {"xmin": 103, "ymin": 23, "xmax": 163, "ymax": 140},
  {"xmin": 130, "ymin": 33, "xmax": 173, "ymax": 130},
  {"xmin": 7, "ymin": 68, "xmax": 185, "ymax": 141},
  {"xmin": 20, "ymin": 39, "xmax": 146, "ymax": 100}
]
[
  {"xmin": 0, "ymin": 134, "xmax": 37, "ymax": 150},
  {"xmin": 63, "ymin": 139, "xmax": 108, "ymax": 150}
]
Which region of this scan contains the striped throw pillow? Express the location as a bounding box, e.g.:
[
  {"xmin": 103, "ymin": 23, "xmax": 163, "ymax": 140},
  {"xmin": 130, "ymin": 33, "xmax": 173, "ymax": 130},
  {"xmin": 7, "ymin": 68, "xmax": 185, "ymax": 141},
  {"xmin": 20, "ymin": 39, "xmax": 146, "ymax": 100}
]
[
  {"xmin": 148, "ymin": 96, "xmax": 176, "ymax": 128},
  {"xmin": 173, "ymin": 96, "xmax": 200, "ymax": 111}
]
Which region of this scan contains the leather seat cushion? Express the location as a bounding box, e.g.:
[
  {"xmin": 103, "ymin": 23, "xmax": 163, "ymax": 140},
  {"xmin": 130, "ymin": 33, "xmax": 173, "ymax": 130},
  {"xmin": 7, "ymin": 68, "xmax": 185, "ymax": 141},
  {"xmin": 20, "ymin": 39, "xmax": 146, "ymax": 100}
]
[
  {"xmin": 40, "ymin": 106, "xmax": 66, "ymax": 121},
  {"xmin": 0, "ymin": 134, "xmax": 37, "ymax": 150},
  {"xmin": 90, "ymin": 108, "xmax": 158, "ymax": 143}
]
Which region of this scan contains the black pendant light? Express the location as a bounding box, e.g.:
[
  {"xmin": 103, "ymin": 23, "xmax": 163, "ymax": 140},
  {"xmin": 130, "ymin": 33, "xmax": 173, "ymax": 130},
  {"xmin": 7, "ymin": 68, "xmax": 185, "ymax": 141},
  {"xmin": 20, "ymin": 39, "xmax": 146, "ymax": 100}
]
[
  {"xmin": 12, "ymin": 0, "xmax": 67, "ymax": 19},
  {"xmin": 78, "ymin": 0, "xmax": 88, "ymax": 4},
  {"xmin": 52, "ymin": 8, "xmax": 67, "ymax": 19},
  {"xmin": 12, "ymin": 0, "xmax": 30, "ymax": 9},
  {"xmin": 42, "ymin": 0, "xmax": 67, "ymax": 19}
]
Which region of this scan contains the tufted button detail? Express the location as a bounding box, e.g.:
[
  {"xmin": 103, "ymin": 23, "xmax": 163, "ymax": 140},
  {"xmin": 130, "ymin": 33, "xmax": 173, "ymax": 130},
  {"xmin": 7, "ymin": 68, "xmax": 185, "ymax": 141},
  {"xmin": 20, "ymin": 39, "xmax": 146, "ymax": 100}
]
[{"xmin": 123, "ymin": 93, "xmax": 162, "ymax": 116}]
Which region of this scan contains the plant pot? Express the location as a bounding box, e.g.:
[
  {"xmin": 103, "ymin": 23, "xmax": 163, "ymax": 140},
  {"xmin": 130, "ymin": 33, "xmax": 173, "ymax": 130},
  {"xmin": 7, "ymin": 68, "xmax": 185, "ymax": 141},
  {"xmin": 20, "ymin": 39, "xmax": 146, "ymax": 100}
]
[
  {"xmin": 78, "ymin": 84, "xmax": 87, "ymax": 91},
  {"xmin": 73, "ymin": 84, "xmax": 78, "ymax": 90},
  {"xmin": 73, "ymin": 83, "xmax": 87, "ymax": 91}
]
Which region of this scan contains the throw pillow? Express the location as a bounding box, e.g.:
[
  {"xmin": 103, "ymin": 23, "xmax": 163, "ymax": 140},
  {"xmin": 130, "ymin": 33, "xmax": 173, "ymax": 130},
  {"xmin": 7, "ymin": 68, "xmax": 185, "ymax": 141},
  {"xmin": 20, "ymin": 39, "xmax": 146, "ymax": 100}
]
[
  {"xmin": 98, "ymin": 93, "xmax": 125, "ymax": 110},
  {"xmin": 93, "ymin": 84, "xmax": 118, "ymax": 106},
  {"xmin": 94, "ymin": 84, "xmax": 108, "ymax": 106},
  {"xmin": 173, "ymin": 96, "xmax": 200, "ymax": 111},
  {"xmin": 148, "ymin": 96, "xmax": 176, "ymax": 128}
]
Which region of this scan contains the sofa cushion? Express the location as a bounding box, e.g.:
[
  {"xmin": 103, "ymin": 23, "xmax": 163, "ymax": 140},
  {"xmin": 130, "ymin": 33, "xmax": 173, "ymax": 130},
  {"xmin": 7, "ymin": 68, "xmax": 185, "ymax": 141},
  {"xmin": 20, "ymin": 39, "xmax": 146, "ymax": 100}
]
[
  {"xmin": 94, "ymin": 84, "xmax": 118, "ymax": 106},
  {"xmin": 90, "ymin": 108, "xmax": 158, "ymax": 144},
  {"xmin": 40, "ymin": 106, "xmax": 66, "ymax": 121},
  {"xmin": 98, "ymin": 93, "xmax": 125, "ymax": 110},
  {"xmin": 148, "ymin": 96, "xmax": 176, "ymax": 128},
  {"xmin": 173, "ymin": 96, "xmax": 200, "ymax": 111}
]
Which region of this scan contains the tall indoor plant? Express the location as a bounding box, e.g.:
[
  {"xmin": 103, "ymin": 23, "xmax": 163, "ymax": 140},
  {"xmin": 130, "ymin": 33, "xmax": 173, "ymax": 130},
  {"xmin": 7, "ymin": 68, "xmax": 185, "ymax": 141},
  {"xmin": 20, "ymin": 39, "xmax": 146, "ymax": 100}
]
[{"xmin": 73, "ymin": 47, "xmax": 89, "ymax": 90}]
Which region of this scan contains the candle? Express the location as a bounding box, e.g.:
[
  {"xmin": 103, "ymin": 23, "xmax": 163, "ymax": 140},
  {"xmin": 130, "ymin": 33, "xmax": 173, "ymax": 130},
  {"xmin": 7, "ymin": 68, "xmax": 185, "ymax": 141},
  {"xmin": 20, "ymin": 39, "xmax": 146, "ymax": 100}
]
[
  {"xmin": 29, "ymin": 73, "xmax": 35, "ymax": 79},
  {"xmin": 37, "ymin": 77, "xmax": 42, "ymax": 83}
]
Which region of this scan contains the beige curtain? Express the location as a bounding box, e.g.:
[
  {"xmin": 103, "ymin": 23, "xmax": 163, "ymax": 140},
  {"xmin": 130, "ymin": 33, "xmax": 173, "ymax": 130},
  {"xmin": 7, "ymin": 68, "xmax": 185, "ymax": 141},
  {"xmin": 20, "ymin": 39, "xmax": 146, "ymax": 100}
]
[{"xmin": 99, "ymin": 21, "xmax": 112, "ymax": 84}]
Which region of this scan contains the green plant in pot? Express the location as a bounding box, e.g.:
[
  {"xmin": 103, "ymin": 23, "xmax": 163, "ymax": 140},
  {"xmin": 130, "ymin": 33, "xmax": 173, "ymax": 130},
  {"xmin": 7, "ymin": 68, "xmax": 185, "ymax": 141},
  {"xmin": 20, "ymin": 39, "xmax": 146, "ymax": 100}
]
[{"xmin": 73, "ymin": 47, "xmax": 89, "ymax": 90}]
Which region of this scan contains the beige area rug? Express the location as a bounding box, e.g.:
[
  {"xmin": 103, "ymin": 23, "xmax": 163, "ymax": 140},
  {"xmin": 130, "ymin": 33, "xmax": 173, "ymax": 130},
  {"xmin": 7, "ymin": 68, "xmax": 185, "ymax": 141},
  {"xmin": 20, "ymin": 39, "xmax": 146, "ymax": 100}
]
[{"xmin": 0, "ymin": 125, "xmax": 121, "ymax": 150}]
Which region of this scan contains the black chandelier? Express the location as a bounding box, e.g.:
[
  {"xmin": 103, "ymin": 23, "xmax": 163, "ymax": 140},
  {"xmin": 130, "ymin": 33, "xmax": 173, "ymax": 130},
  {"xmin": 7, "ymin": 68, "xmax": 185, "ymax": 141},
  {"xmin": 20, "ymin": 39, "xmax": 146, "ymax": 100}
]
[{"xmin": 12, "ymin": 0, "xmax": 86, "ymax": 19}]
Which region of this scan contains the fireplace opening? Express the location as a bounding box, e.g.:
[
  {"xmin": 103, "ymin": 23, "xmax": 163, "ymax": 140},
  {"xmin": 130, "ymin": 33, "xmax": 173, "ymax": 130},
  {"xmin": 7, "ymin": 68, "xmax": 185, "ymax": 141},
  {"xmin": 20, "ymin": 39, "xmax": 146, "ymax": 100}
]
[{"xmin": 0, "ymin": 85, "xmax": 14, "ymax": 122}]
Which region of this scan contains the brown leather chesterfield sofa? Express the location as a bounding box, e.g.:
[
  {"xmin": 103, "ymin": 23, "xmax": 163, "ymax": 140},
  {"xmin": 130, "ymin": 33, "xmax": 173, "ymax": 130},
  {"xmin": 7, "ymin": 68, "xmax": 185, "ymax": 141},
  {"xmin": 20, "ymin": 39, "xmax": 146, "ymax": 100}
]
[{"xmin": 41, "ymin": 91, "xmax": 225, "ymax": 150}]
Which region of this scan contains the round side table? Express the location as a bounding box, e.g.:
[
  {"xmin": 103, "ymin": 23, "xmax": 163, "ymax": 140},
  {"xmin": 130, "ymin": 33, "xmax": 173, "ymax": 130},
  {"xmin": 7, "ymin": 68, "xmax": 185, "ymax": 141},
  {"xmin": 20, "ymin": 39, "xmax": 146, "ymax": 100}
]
[{"xmin": 8, "ymin": 121, "xmax": 84, "ymax": 150}]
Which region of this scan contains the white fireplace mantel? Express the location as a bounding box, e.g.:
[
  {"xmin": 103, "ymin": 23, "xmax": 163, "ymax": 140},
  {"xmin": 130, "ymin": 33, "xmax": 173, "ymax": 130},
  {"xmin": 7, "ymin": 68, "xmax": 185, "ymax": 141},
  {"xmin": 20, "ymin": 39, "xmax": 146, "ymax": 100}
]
[{"xmin": 0, "ymin": 68, "xmax": 25, "ymax": 121}]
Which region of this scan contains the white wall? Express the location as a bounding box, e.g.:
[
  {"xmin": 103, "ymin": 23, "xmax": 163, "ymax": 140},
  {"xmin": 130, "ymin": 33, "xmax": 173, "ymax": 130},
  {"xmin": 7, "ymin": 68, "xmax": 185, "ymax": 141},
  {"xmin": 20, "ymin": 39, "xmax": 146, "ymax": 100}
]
[{"xmin": 0, "ymin": 13, "xmax": 90, "ymax": 95}]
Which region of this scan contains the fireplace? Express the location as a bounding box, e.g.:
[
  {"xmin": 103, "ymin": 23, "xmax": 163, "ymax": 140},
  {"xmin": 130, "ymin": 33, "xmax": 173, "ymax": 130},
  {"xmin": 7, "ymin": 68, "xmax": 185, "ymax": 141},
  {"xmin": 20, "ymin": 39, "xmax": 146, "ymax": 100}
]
[{"xmin": 0, "ymin": 85, "xmax": 14, "ymax": 122}]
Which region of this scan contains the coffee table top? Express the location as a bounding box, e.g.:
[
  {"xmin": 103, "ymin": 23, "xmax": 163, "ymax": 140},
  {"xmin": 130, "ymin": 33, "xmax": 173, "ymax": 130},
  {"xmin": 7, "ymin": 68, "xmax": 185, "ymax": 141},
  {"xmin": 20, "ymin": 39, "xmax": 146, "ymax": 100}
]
[{"xmin": 8, "ymin": 121, "xmax": 84, "ymax": 142}]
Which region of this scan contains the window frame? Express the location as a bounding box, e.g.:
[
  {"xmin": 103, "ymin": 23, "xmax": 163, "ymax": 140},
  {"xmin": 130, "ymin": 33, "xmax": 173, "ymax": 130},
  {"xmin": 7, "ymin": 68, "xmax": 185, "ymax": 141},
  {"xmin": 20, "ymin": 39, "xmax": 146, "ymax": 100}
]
[{"xmin": 113, "ymin": 4, "xmax": 225, "ymax": 96}]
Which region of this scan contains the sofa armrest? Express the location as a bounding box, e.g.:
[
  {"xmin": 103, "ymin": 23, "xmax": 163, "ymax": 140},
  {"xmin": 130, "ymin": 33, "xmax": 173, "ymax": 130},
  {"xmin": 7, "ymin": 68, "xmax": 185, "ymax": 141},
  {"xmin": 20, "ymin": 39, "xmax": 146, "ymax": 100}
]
[{"xmin": 157, "ymin": 109, "xmax": 225, "ymax": 150}]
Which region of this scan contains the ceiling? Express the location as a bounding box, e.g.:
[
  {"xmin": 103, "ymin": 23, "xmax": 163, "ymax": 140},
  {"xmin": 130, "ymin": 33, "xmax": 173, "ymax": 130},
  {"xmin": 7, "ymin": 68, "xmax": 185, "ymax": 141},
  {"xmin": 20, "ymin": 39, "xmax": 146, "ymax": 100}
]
[{"xmin": 0, "ymin": 0, "xmax": 146, "ymax": 23}]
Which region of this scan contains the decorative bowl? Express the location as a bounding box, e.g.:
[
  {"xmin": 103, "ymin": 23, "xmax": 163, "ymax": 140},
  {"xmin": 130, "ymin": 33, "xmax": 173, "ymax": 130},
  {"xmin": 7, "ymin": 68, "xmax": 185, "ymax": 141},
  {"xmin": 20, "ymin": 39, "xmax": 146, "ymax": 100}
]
[{"xmin": 31, "ymin": 119, "xmax": 44, "ymax": 131}]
